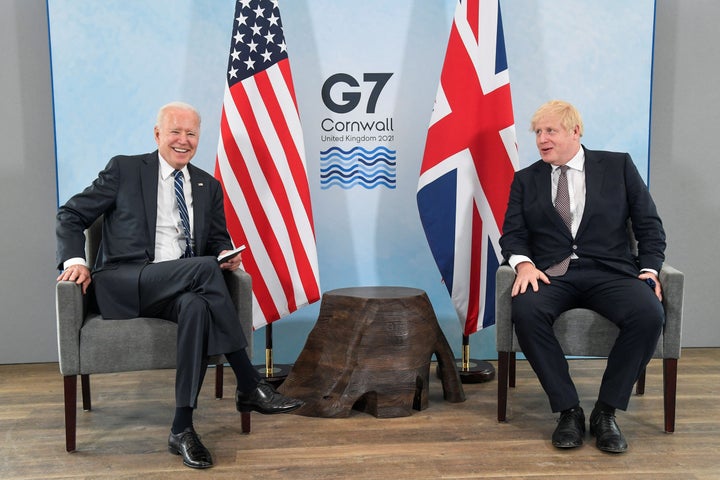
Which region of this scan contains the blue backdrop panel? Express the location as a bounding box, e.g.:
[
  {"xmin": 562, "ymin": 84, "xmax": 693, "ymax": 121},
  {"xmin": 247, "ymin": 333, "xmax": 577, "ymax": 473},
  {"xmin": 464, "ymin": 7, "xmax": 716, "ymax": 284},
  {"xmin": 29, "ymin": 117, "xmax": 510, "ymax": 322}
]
[{"xmin": 48, "ymin": 0, "xmax": 655, "ymax": 362}]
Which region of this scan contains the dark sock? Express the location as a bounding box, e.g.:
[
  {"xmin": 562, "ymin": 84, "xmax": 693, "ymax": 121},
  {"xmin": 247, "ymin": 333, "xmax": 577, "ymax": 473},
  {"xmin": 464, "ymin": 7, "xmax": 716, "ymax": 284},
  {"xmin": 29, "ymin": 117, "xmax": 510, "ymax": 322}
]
[
  {"xmin": 594, "ymin": 400, "xmax": 616, "ymax": 415},
  {"xmin": 561, "ymin": 404, "xmax": 581, "ymax": 415},
  {"xmin": 171, "ymin": 406, "xmax": 194, "ymax": 434},
  {"xmin": 225, "ymin": 349, "xmax": 261, "ymax": 393}
]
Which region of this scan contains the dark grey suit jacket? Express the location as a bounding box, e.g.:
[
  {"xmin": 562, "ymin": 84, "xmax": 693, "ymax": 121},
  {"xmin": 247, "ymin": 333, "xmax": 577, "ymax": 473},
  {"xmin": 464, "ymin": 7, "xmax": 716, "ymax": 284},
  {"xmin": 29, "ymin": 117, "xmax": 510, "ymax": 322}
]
[
  {"xmin": 499, "ymin": 147, "xmax": 666, "ymax": 276},
  {"xmin": 56, "ymin": 151, "xmax": 233, "ymax": 318}
]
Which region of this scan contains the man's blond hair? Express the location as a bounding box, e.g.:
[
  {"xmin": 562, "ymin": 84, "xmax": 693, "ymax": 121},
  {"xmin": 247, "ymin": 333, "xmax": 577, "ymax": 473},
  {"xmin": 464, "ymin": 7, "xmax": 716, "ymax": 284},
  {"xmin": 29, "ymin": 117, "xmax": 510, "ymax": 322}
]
[{"xmin": 530, "ymin": 100, "xmax": 583, "ymax": 136}]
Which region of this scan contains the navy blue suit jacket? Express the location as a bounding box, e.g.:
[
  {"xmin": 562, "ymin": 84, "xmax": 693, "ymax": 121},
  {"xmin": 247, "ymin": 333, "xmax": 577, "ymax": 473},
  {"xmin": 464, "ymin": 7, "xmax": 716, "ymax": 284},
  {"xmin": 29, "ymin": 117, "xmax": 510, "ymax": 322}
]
[
  {"xmin": 56, "ymin": 151, "xmax": 233, "ymax": 318},
  {"xmin": 499, "ymin": 147, "xmax": 665, "ymax": 276}
]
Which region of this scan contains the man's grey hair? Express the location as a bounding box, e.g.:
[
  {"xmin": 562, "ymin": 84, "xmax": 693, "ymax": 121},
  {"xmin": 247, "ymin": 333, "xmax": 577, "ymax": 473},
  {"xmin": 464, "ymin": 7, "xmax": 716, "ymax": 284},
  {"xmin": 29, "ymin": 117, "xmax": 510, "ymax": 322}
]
[{"xmin": 156, "ymin": 101, "xmax": 201, "ymax": 127}]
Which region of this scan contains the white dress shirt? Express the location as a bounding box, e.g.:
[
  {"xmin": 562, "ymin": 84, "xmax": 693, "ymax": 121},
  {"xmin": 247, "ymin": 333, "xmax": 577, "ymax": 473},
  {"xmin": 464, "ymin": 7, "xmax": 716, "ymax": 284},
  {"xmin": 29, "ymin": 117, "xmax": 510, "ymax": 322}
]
[{"xmin": 154, "ymin": 155, "xmax": 194, "ymax": 262}]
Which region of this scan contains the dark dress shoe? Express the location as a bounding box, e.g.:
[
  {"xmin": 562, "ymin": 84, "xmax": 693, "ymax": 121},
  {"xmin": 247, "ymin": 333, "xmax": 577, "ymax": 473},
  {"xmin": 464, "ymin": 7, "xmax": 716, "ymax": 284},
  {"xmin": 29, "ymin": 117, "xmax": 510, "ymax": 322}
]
[
  {"xmin": 236, "ymin": 379, "xmax": 304, "ymax": 414},
  {"xmin": 590, "ymin": 410, "xmax": 628, "ymax": 453},
  {"xmin": 168, "ymin": 427, "xmax": 213, "ymax": 469},
  {"xmin": 552, "ymin": 407, "xmax": 585, "ymax": 448}
]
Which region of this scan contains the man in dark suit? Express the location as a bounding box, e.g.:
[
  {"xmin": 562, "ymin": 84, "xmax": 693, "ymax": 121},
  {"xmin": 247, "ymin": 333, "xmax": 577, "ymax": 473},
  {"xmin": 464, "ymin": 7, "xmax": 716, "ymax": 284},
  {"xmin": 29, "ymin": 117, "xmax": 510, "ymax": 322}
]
[
  {"xmin": 56, "ymin": 101, "xmax": 303, "ymax": 469},
  {"xmin": 499, "ymin": 100, "xmax": 666, "ymax": 453}
]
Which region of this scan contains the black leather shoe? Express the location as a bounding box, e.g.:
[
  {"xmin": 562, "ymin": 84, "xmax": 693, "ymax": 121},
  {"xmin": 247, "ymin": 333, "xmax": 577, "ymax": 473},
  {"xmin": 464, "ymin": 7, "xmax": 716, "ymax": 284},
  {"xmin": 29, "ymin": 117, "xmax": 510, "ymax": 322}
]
[
  {"xmin": 552, "ymin": 407, "xmax": 585, "ymax": 448},
  {"xmin": 236, "ymin": 379, "xmax": 304, "ymax": 414},
  {"xmin": 168, "ymin": 427, "xmax": 213, "ymax": 469},
  {"xmin": 590, "ymin": 410, "xmax": 628, "ymax": 453}
]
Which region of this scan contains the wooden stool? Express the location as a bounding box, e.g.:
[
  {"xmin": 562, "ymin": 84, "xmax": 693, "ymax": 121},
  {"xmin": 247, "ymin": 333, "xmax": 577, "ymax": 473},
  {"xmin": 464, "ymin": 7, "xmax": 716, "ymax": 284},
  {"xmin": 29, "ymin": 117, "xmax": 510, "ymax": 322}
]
[{"xmin": 278, "ymin": 286, "xmax": 465, "ymax": 418}]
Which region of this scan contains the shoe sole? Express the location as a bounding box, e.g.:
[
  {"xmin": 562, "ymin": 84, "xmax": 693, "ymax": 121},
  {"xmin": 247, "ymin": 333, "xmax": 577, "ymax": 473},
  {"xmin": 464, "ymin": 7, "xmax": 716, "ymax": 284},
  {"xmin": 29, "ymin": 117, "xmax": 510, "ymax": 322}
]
[
  {"xmin": 237, "ymin": 402, "xmax": 304, "ymax": 415},
  {"xmin": 589, "ymin": 426, "xmax": 628, "ymax": 453},
  {"xmin": 168, "ymin": 446, "xmax": 214, "ymax": 469},
  {"xmin": 552, "ymin": 439, "xmax": 583, "ymax": 448},
  {"xmin": 596, "ymin": 445, "xmax": 628, "ymax": 454}
]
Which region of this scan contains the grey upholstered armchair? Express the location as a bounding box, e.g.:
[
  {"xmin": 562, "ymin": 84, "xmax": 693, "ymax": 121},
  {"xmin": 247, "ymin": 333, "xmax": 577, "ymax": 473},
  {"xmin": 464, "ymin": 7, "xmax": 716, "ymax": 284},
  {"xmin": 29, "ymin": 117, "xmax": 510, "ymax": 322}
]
[
  {"xmin": 495, "ymin": 261, "xmax": 684, "ymax": 433},
  {"xmin": 56, "ymin": 217, "xmax": 254, "ymax": 452}
]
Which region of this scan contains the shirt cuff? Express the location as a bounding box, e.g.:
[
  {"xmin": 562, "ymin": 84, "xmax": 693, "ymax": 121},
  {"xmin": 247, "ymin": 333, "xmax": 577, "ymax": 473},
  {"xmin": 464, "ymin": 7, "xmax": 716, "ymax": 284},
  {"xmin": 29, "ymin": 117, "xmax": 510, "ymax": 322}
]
[
  {"xmin": 63, "ymin": 257, "xmax": 87, "ymax": 270},
  {"xmin": 508, "ymin": 254, "xmax": 534, "ymax": 272}
]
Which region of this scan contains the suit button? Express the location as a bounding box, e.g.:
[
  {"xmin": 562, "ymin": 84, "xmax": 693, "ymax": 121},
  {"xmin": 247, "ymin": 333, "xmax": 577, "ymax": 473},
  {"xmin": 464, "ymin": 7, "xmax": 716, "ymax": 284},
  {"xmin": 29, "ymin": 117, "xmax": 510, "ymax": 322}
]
[{"xmin": 572, "ymin": 244, "xmax": 578, "ymax": 250}]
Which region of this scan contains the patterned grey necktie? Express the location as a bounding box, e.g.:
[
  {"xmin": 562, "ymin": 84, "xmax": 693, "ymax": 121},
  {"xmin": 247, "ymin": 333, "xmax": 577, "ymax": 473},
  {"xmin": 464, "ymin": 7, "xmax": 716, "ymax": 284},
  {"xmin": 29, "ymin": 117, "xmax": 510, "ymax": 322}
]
[
  {"xmin": 546, "ymin": 165, "xmax": 571, "ymax": 276},
  {"xmin": 173, "ymin": 170, "xmax": 194, "ymax": 258}
]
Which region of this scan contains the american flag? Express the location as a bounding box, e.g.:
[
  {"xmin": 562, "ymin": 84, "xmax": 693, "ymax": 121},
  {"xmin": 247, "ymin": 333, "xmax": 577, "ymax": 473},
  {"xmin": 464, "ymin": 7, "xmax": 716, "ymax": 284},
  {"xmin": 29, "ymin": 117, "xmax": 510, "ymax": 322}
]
[
  {"xmin": 417, "ymin": 0, "xmax": 518, "ymax": 336},
  {"xmin": 214, "ymin": 0, "xmax": 320, "ymax": 329}
]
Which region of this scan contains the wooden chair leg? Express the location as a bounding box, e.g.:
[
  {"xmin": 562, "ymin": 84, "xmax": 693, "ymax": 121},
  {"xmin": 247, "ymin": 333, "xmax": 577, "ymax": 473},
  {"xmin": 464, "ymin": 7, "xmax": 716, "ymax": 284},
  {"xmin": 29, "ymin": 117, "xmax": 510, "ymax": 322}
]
[
  {"xmin": 215, "ymin": 364, "xmax": 224, "ymax": 399},
  {"xmin": 663, "ymin": 358, "xmax": 678, "ymax": 433},
  {"xmin": 81, "ymin": 374, "xmax": 91, "ymax": 411},
  {"xmin": 635, "ymin": 367, "xmax": 646, "ymax": 395},
  {"xmin": 213, "ymin": 363, "xmax": 249, "ymax": 432},
  {"xmin": 63, "ymin": 375, "xmax": 77, "ymax": 452},
  {"xmin": 497, "ymin": 351, "xmax": 510, "ymax": 422},
  {"xmin": 509, "ymin": 352, "xmax": 517, "ymax": 388},
  {"xmin": 241, "ymin": 411, "xmax": 251, "ymax": 434}
]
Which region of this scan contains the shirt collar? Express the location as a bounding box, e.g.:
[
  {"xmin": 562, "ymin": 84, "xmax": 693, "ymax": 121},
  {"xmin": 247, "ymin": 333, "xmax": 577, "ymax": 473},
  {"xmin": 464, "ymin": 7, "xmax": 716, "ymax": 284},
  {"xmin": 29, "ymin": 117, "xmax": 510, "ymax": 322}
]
[
  {"xmin": 553, "ymin": 147, "xmax": 585, "ymax": 173},
  {"xmin": 158, "ymin": 153, "xmax": 189, "ymax": 181}
]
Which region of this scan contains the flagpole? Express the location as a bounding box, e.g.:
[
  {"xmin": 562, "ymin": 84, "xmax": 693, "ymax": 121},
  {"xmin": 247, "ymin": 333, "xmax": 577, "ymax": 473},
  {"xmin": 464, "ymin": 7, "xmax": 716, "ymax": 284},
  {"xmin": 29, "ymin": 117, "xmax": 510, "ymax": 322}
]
[
  {"xmin": 255, "ymin": 322, "xmax": 292, "ymax": 388},
  {"xmin": 447, "ymin": 335, "xmax": 495, "ymax": 384}
]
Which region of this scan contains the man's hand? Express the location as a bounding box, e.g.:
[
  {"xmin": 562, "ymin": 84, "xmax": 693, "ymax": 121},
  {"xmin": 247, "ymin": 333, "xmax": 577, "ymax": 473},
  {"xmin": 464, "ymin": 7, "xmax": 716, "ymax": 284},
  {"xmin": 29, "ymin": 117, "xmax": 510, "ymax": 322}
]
[
  {"xmin": 512, "ymin": 261, "xmax": 551, "ymax": 297},
  {"xmin": 218, "ymin": 249, "xmax": 242, "ymax": 271},
  {"xmin": 57, "ymin": 264, "xmax": 92, "ymax": 295},
  {"xmin": 638, "ymin": 271, "xmax": 663, "ymax": 302}
]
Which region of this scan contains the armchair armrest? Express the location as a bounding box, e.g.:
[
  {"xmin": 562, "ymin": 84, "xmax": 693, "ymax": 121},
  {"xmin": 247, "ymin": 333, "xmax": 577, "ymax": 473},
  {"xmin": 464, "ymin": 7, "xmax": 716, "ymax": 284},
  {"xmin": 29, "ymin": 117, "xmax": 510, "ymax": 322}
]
[
  {"xmin": 495, "ymin": 265, "xmax": 516, "ymax": 351},
  {"xmin": 659, "ymin": 264, "xmax": 684, "ymax": 358},
  {"xmin": 55, "ymin": 281, "xmax": 86, "ymax": 376}
]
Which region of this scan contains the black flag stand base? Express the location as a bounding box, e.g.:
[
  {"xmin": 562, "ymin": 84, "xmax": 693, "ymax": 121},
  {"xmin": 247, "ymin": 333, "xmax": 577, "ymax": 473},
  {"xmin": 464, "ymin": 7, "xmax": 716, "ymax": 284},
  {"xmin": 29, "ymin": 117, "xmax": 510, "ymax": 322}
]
[
  {"xmin": 253, "ymin": 323, "xmax": 292, "ymax": 388},
  {"xmin": 436, "ymin": 335, "xmax": 495, "ymax": 384}
]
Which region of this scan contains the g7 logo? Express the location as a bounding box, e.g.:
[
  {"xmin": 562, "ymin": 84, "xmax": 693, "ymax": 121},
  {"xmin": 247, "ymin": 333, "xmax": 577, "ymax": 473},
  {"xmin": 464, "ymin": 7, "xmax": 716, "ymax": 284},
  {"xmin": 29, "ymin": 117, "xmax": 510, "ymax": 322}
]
[{"xmin": 321, "ymin": 73, "xmax": 393, "ymax": 114}]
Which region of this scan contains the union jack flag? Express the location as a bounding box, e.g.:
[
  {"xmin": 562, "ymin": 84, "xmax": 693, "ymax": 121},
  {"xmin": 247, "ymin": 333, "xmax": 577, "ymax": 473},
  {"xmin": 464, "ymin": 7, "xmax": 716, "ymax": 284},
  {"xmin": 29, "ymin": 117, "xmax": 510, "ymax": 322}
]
[
  {"xmin": 214, "ymin": 0, "xmax": 321, "ymax": 329},
  {"xmin": 417, "ymin": 0, "xmax": 518, "ymax": 336}
]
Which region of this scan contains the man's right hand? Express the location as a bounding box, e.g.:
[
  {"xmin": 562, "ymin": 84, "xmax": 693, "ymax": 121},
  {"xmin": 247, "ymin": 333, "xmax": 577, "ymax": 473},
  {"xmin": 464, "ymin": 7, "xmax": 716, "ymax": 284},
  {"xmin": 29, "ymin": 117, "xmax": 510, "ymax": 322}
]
[
  {"xmin": 512, "ymin": 261, "xmax": 550, "ymax": 297},
  {"xmin": 57, "ymin": 264, "xmax": 92, "ymax": 294}
]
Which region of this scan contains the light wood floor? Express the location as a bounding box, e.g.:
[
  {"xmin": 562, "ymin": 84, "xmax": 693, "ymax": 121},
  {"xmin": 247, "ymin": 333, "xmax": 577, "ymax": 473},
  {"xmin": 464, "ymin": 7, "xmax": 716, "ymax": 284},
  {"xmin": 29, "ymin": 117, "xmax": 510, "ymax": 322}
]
[{"xmin": 1, "ymin": 348, "xmax": 718, "ymax": 479}]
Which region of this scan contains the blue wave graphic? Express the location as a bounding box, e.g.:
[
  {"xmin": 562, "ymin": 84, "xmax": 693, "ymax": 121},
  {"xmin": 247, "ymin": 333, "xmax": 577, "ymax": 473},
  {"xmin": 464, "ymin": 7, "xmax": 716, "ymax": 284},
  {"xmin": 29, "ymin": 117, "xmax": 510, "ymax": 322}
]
[
  {"xmin": 321, "ymin": 178, "xmax": 397, "ymax": 190},
  {"xmin": 320, "ymin": 164, "xmax": 395, "ymax": 175},
  {"xmin": 321, "ymin": 153, "xmax": 396, "ymax": 164},
  {"xmin": 321, "ymin": 172, "xmax": 396, "ymax": 182},
  {"xmin": 320, "ymin": 145, "xmax": 394, "ymax": 156},
  {"xmin": 320, "ymin": 145, "xmax": 397, "ymax": 190}
]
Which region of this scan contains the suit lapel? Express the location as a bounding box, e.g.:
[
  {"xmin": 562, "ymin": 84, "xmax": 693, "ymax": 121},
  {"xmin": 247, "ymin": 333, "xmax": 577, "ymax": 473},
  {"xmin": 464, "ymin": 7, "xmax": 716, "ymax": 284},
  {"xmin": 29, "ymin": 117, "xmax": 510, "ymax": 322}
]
[
  {"xmin": 188, "ymin": 164, "xmax": 208, "ymax": 254},
  {"xmin": 534, "ymin": 162, "xmax": 570, "ymax": 235},
  {"xmin": 140, "ymin": 152, "xmax": 159, "ymax": 251}
]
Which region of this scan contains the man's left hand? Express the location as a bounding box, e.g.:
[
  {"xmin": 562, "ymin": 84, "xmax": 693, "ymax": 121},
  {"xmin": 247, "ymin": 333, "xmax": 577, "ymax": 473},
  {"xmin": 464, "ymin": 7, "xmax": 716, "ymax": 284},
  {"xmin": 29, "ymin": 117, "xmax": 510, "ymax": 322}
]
[{"xmin": 218, "ymin": 249, "xmax": 242, "ymax": 271}]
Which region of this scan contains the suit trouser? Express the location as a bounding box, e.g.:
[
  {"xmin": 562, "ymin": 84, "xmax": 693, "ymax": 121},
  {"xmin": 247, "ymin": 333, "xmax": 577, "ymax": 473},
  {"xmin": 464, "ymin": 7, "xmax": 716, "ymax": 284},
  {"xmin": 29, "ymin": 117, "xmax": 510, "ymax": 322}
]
[
  {"xmin": 138, "ymin": 256, "xmax": 249, "ymax": 408},
  {"xmin": 511, "ymin": 258, "xmax": 664, "ymax": 413}
]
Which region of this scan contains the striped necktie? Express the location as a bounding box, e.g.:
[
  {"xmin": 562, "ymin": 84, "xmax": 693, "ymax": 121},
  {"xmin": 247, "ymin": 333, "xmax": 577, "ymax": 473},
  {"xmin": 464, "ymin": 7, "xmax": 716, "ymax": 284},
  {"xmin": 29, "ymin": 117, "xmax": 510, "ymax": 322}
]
[
  {"xmin": 546, "ymin": 165, "xmax": 571, "ymax": 276},
  {"xmin": 173, "ymin": 170, "xmax": 194, "ymax": 258}
]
